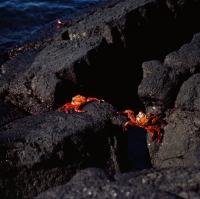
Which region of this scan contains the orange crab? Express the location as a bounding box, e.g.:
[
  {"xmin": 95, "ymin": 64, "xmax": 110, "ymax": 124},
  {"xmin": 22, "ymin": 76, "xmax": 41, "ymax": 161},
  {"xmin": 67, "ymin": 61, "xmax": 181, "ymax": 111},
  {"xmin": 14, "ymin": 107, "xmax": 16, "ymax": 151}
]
[
  {"xmin": 57, "ymin": 19, "xmax": 72, "ymax": 28},
  {"xmin": 117, "ymin": 110, "xmax": 166, "ymax": 143},
  {"xmin": 58, "ymin": 94, "xmax": 104, "ymax": 113}
]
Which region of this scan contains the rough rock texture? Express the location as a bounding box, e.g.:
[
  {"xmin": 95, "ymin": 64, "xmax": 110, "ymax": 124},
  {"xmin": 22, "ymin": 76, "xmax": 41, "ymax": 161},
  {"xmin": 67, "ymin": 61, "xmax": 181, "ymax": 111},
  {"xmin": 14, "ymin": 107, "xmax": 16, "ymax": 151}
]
[
  {"xmin": 67, "ymin": 0, "xmax": 153, "ymax": 43},
  {"xmin": 0, "ymin": 0, "xmax": 200, "ymax": 198},
  {"xmin": 138, "ymin": 32, "xmax": 200, "ymax": 169},
  {"xmin": 34, "ymin": 167, "xmax": 200, "ymax": 199},
  {"xmin": 0, "ymin": 100, "xmax": 28, "ymax": 127},
  {"xmin": 1, "ymin": 36, "xmax": 108, "ymax": 114},
  {"xmin": 138, "ymin": 32, "xmax": 200, "ymax": 113},
  {"xmin": 147, "ymin": 108, "xmax": 200, "ymax": 168},
  {"xmin": 0, "ymin": 102, "xmax": 129, "ymax": 199},
  {"xmin": 175, "ymin": 73, "xmax": 200, "ymax": 111},
  {"xmin": 2, "ymin": 0, "xmax": 200, "ymax": 115}
]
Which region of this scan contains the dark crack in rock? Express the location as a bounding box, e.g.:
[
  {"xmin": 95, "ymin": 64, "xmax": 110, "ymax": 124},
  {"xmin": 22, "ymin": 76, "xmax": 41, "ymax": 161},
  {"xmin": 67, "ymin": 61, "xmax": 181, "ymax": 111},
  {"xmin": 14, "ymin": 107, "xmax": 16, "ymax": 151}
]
[
  {"xmin": 1, "ymin": 0, "xmax": 200, "ymax": 198},
  {"xmin": 0, "ymin": 102, "xmax": 129, "ymax": 199},
  {"xmin": 0, "ymin": 100, "xmax": 29, "ymax": 127},
  {"xmin": 138, "ymin": 32, "xmax": 200, "ymax": 113},
  {"xmin": 1, "ymin": 36, "xmax": 108, "ymax": 114}
]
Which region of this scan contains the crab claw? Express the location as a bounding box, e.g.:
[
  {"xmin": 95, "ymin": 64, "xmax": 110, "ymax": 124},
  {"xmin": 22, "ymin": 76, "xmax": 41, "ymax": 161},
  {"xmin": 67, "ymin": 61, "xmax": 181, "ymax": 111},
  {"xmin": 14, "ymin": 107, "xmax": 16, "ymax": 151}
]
[{"xmin": 86, "ymin": 97, "xmax": 104, "ymax": 103}]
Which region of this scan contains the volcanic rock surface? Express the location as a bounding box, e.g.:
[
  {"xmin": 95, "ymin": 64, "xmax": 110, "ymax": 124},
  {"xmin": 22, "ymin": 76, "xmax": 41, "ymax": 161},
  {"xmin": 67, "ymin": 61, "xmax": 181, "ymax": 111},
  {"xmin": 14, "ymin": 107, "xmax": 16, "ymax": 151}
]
[
  {"xmin": 34, "ymin": 167, "xmax": 200, "ymax": 199},
  {"xmin": 0, "ymin": 0, "xmax": 200, "ymax": 198}
]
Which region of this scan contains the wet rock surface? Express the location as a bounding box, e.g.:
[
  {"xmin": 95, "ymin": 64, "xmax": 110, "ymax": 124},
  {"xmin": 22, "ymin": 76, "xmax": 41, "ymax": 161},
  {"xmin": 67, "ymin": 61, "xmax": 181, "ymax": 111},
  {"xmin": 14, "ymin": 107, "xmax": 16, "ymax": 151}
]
[{"xmin": 0, "ymin": 0, "xmax": 200, "ymax": 198}]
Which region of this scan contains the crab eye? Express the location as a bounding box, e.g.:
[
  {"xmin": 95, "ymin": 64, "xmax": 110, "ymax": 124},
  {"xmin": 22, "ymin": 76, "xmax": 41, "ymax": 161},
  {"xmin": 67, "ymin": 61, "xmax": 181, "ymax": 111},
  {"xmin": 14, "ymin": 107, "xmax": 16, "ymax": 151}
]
[{"xmin": 138, "ymin": 112, "xmax": 142, "ymax": 117}]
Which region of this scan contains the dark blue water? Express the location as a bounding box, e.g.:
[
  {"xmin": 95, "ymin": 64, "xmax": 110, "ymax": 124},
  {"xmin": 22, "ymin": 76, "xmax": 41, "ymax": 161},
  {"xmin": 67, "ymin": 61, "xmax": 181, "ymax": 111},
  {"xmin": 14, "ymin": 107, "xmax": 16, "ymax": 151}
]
[
  {"xmin": 0, "ymin": 0, "xmax": 104, "ymax": 65},
  {"xmin": 0, "ymin": 0, "xmax": 151, "ymax": 171}
]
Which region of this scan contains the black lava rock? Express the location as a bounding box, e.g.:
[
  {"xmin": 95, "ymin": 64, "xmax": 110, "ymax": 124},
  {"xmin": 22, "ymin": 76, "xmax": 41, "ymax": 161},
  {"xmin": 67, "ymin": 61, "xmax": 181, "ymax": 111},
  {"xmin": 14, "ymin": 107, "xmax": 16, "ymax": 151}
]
[
  {"xmin": 34, "ymin": 167, "xmax": 200, "ymax": 199},
  {"xmin": 1, "ymin": 0, "xmax": 200, "ymax": 198}
]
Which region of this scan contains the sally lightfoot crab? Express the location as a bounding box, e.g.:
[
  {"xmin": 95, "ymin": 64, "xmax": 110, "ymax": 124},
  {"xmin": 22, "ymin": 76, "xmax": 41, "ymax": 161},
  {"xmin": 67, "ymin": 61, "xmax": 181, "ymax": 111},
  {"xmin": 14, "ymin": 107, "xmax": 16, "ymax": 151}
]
[
  {"xmin": 57, "ymin": 19, "xmax": 72, "ymax": 28},
  {"xmin": 117, "ymin": 110, "xmax": 166, "ymax": 143},
  {"xmin": 58, "ymin": 94, "xmax": 104, "ymax": 113}
]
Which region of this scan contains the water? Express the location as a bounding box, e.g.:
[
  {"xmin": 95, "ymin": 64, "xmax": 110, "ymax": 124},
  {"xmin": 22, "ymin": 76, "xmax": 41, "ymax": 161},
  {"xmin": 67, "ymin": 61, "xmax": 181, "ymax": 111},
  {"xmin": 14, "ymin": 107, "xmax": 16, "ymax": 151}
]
[
  {"xmin": 0, "ymin": 0, "xmax": 104, "ymax": 65},
  {"xmin": 0, "ymin": 0, "xmax": 151, "ymax": 171}
]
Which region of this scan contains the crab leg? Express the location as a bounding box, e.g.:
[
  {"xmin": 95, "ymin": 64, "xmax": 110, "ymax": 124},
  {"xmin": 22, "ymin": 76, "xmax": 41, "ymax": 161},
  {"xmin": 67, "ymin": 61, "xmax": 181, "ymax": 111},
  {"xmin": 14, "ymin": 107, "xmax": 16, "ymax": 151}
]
[
  {"xmin": 122, "ymin": 120, "xmax": 137, "ymax": 131},
  {"xmin": 58, "ymin": 102, "xmax": 72, "ymax": 113},
  {"xmin": 145, "ymin": 126, "xmax": 161, "ymax": 143},
  {"xmin": 148, "ymin": 113, "xmax": 166, "ymax": 126},
  {"xmin": 116, "ymin": 110, "xmax": 136, "ymax": 121},
  {"xmin": 74, "ymin": 105, "xmax": 86, "ymax": 112},
  {"xmin": 86, "ymin": 97, "xmax": 104, "ymax": 103},
  {"xmin": 116, "ymin": 110, "xmax": 134, "ymax": 115},
  {"xmin": 152, "ymin": 117, "xmax": 166, "ymax": 126}
]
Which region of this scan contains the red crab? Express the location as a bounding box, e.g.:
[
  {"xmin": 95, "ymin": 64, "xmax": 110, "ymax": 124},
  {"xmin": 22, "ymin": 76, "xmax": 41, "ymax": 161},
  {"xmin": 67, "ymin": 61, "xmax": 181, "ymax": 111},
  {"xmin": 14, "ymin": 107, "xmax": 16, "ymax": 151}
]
[
  {"xmin": 57, "ymin": 19, "xmax": 72, "ymax": 28},
  {"xmin": 58, "ymin": 94, "xmax": 104, "ymax": 113},
  {"xmin": 117, "ymin": 110, "xmax": 166, "ymax": 143}
]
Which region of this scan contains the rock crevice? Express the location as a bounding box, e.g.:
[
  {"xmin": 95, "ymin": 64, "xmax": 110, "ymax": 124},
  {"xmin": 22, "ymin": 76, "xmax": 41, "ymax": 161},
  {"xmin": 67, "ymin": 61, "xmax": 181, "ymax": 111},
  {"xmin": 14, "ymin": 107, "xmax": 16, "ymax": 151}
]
[{"xmin": 0, "ymin": 0, "xmax": 200, "ymax": 198}]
